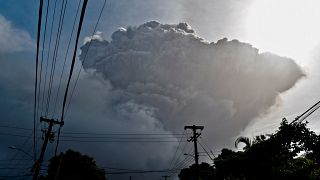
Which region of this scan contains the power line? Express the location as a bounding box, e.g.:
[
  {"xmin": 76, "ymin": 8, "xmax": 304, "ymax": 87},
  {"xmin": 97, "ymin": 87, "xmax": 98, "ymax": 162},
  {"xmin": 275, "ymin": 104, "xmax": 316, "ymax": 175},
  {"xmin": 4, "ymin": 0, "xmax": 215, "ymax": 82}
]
[
  {"xmin": 45, "ymin": 0, "xmax": 68, "ymax": 117},
  {"xmin": 175, "ymin": 157, "xmax": 194, "ymax": 170},
  {"xmin": 40, "ymin": 0, "xmax": 58, "ymax": 116},
  {"xmin": 164, "ymin": 156, "xmax": 194, "ymax": 180},
  {"xmin": 52, "ymin": 0, "xmax": 82, "ymax": 118},
  {"xmin": 199, "ymin": 137, "xmax": 216, "ymax": 158},
  {"xmin": 0, "ymin": 167, "xmax": 34, "ymax": 170},
  {"xmin": 171, "ymin": 136, "xmax": 191, "ymax": 169},
  {"xmin": 0, "ymin": 124, "xmax": 186, "ymax": 136},
  {"xmin": 0, "ymin": 125, "xmax": 32, "ymax": 131},
  {"xmin": 173, "ymin": 146, "xmax": 193, "ymax": 170},
  {"xmin": 298, "ymin": 101, "xmax": 320, "ymax": 123},
  {"xmin": 167, "ymin": 145, "xmax": 194, "ymax": 179},
  {"xmin": 59, "ymin": 0, "xmax": 88, "ymax": 122},
  {"xmin": 61, "ymin": 132, "xmax": 186, "ymax": 136},
  {"xmin": 0, "ymin": 159, "xmax": 31, "ymax": 162},
  {"xmin": 58, "ymin": 134, "xmax": 186, "ymax": 139},
  {"xmin": 0, "ymin": 131, "xmax": 187, "ymax": 143},
  {"xmin": 50, "ymin": 0, "xmax": 70, "ymax": 117},
  {"xmin": 55, "ymin": 0, "xmax": 88, "ymax": 156},
  {"xmin": 65, "ymin": 0, "xmax": 108, "ymax": 116},
  {"xmin": 173, "ymin": 156, "xmax": 193, "ymax": 170},
  {"xmin": 107, "ymin": 169, "xmax": 180, "ymax": 175},
  {"xmin": 0, "ymin": 131, "xmax": 186, "ymax": 140},
  {"xmin": 58, "ymin": 139, "xmax": 185, "ymax": 143},
  {"xmin": 168, "ymin": 130, "xmax": 186, "ymax": 170},
  {"xmin": 0, "ymin": 174, "xmax": 32, "ymax": 178},
  {"xmin": 0, "ymin": 132, "xmax": 39, "ymax": 138},
  {"xmin": 56, "ymin": 0, "xmax": 108, "ymax": 156},
  {"xmin": 166, "ymin": 158, "xmax": 193, "ymax": 180},
  {"xmin": 32, "ymin": 1, "xmax": 70, "ymax": 166},
  {"xmin": 291, "ymin": 100, "xmax": 320, "ymax": 124},
  {"xmin": 2, "ymin": 132, "xmax": 34, "ymax": 178},
  {"xmin": 198, "ymin": 141, "xmax": 214, "ymax": 162},
  {"xmin": 33, "ymin": 0, "xmax": 44, "ymax": 162},
  {"xmin": 36, "ymin": 0, "xmax": 50, "ymax": 161}
]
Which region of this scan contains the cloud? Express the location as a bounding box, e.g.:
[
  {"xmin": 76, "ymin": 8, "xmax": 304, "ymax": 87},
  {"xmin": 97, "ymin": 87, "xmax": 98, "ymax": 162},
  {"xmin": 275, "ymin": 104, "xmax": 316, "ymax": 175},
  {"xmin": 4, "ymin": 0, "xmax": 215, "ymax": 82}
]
[
  {"xmin": 56, "ymin": 72, "xmax": 179, "ymax": 180},
  {"xmin": 75, "ymin": 21, "xmax": 304, "ymax": 176},
  {"xmin": 0, "ymin": 15, "xmax": 35, "ymax": 53},
  {"xmin": 0, "ymin": 20, "xmax": 304, "ymax": 180}
]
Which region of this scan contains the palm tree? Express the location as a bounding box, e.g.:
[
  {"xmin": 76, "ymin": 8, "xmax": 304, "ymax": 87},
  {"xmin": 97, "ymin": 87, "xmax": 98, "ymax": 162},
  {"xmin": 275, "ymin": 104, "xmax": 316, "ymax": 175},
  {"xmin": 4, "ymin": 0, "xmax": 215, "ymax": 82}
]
[{"xmin": 235, "ymin": 136, "xmax": 252, "ymax": 150}]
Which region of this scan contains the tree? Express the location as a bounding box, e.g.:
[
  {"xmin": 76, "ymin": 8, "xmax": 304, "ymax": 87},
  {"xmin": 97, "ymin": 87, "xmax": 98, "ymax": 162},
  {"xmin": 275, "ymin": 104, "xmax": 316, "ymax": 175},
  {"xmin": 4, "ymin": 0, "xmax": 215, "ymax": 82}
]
[
  {"xmin": 235, "ymin": 135, "xmax": 267, "ymax": 150},
  {"xmin": 214, "ymin": 118, "xmax": 320, "ymax": 180},
  {"xmin": 235, "ymin": 136, "xmax": 252, "ymax": 150},
  {"xmin": 178, "ymin": 162, "xmax": 215, "ymax": 180},
  {"xmin": 178, "ymin": 118, "xmax": 320, "ymax": 180},
  {"xmin": 40, "ymin": 149, "xmax": 106, "ymax": 180}
]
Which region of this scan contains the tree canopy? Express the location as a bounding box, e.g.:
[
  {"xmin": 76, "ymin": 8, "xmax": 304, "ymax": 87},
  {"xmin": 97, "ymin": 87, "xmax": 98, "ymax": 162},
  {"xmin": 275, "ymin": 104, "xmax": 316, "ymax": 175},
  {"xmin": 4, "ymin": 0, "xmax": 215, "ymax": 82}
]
[
  {"xmin": 179, "ymin": 162, "xmax": 215, "ymax": 180},
  {"xmin": 40, "ymin": 149, "xmax": 106, "ymax": 180},
  {"xmin": 179, "ymin": 119, "xmax": 320, "ymax": 180}
]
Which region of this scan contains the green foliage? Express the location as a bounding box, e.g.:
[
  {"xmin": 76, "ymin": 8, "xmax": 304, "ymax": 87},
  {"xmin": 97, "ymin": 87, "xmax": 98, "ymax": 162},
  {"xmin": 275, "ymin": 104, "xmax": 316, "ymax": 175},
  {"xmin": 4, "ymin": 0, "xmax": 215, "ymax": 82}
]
[
  {"xmin": 40, "ymin": 149, "xmax": 106, "ymax": 180},
  {"xmin": 179, "ymin": 118, "xmax": 320, "ymax": 180}
]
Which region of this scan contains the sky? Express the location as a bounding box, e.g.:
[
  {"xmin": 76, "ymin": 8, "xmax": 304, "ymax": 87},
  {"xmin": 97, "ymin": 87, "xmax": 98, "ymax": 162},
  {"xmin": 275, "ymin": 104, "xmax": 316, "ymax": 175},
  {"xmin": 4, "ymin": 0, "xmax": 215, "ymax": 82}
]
[{"xmin": 0, "ymin": 0, "xmax": 320, "ymax": 179}]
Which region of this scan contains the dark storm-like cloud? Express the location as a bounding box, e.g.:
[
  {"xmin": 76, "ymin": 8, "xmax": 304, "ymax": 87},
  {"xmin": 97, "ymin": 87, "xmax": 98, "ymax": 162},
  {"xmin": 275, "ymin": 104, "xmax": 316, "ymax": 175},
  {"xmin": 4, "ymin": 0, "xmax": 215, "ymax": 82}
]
[{"xmin": 80, "ymin": 21, "xmax": 304, "ymax": 149}]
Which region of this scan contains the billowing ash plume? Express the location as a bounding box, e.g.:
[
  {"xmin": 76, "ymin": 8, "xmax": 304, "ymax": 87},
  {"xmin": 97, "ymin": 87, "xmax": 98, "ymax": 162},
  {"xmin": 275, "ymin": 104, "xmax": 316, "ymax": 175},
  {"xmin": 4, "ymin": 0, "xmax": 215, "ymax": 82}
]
[{"xmin": 79, "ymin": 21, "xmax": 303, "ymax": 154}]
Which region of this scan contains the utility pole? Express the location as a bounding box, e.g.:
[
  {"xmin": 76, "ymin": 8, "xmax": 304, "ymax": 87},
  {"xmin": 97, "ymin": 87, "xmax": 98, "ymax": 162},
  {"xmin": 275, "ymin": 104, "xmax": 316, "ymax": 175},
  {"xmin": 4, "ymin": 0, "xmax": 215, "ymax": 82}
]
[
  {"xmin": 184, "ymin": 125, "xmax": 204, "ymax": 165},
  {"xmin": 129, "ymin": 176, "xmax": 132, "ymax": 180},
  {"xmin": 185, "ymin": 125, "xmax": 204, "ymax": 180},
  {"xmin": 32, "ymin": 117, "xmax": 64, "ymax": 180},
  {"xmin": 162, "ymin": 175, "xmax": 170, "ymax": 180}
]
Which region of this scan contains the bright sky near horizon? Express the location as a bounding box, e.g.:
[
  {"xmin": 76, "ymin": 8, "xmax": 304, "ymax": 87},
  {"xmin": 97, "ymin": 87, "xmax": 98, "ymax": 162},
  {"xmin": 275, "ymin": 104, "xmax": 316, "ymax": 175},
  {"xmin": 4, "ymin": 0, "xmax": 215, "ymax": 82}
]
[{"xmin": 242, "ymin": 0, "xmax": 320, "ymax": 137}]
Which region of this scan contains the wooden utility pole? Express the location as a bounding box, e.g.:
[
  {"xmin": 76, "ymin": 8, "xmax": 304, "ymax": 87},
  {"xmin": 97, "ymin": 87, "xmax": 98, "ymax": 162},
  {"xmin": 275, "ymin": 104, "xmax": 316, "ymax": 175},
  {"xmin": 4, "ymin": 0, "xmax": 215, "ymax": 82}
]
[
  {"xmin": 184, "ymin": 125, "xmax": 204, "ymax": 180},
  {"xmin": 162, "ymin": 175, "xmax": 170, "ymax": 180},
  {"xmin": 32, "ymin": 117, "xmax": 63, "ymax": 180},
  {"xmin": 184, "ymin": 125, "xmax": 204, "ymax": 165}
]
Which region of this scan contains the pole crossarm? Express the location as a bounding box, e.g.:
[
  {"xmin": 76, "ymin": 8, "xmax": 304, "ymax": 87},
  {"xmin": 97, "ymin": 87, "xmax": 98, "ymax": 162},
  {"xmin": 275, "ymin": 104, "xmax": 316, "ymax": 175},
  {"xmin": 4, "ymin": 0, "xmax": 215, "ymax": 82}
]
[
  {"xmin": 184, "ymin": 125, "xmax": 204, "ymax": 166},
  {"xmin": 40, "ymin": 117, "xmax": 64, "ymax": 125},
  {"xmin": 32, "ymin": 117, "xmax": 63, "ymax": 180},
  {"xmin": 184, "ymin": 125, "xmax": 204, "ymax": 130}
]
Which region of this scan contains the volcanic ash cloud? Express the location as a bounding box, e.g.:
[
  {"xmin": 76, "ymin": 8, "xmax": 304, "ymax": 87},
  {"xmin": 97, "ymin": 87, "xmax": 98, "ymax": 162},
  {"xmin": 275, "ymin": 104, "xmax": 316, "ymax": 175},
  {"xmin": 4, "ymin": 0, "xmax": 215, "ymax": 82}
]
[{"xmin": 80, "ymin": 21, "xmax": 304, "ymax": 147}]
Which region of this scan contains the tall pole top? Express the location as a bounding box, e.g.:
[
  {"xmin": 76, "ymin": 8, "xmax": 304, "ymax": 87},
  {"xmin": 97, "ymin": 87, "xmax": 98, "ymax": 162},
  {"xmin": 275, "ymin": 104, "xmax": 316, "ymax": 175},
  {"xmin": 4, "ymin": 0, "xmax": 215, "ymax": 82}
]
[
  {"xmin": 184, "ymin": 124, "xmax": 204, "ymax": 167},
  {"xmin": 184, "ymin": 125, "xmax": 204, "ymax": 130}
]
